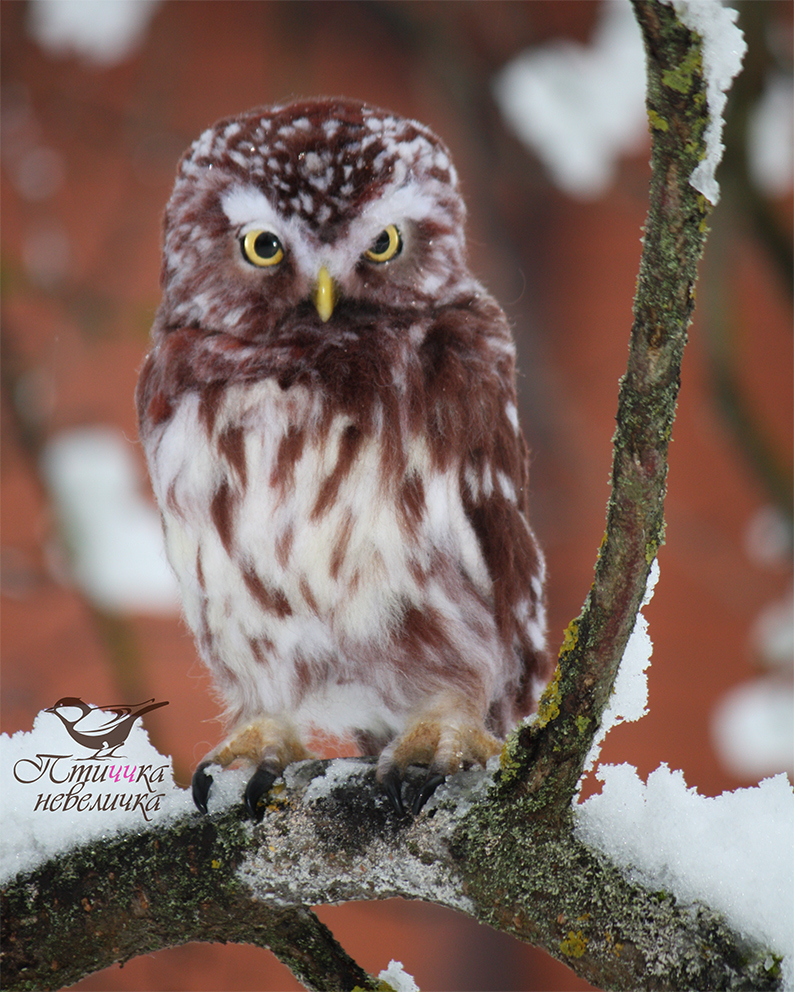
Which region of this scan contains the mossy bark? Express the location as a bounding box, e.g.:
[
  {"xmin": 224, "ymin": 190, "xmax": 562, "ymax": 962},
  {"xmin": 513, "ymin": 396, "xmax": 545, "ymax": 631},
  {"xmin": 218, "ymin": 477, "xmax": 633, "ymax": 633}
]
[
  {"xmin": 453, "ymin": 801, "xmax": 781, "ymax": 991},
  {"xmin": 1, "ymin": 806, "xmax": 376, "ymax": 992}
]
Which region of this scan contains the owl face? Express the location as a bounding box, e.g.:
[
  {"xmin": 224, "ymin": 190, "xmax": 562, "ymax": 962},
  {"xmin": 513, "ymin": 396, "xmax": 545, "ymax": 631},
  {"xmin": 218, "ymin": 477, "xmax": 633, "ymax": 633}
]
[{"xmin": 160, "ymin": 99, "xmax": 469, "ymax": 338}]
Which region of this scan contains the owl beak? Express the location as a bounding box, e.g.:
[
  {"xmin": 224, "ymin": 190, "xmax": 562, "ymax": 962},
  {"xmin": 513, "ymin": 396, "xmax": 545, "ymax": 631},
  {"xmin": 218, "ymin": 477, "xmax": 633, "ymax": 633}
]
[{"xmin": 313, "ymin": 266, "xmax": 336, "ymax": 323}]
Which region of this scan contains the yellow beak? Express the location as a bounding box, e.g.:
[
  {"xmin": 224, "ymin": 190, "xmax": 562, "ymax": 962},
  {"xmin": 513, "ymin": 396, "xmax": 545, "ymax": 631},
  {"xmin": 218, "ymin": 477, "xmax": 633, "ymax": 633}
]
[{"xmin": 313, "ymin": 266, "xmax": 335, "ymax": 322}]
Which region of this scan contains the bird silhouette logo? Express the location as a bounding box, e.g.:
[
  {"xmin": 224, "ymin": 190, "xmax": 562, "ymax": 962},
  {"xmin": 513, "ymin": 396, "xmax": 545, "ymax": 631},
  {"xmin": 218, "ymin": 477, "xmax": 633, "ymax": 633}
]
[{"xmin": 45, "ymin": 697, "xmax": 169, "ymax": 757}]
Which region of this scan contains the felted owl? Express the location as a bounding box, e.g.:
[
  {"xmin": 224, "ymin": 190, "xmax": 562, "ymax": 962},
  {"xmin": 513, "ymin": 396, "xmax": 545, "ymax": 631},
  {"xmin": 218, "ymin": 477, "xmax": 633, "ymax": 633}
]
[{"xmin": 136, "ymin": 98, "xmax": 550, "ymax": 818}]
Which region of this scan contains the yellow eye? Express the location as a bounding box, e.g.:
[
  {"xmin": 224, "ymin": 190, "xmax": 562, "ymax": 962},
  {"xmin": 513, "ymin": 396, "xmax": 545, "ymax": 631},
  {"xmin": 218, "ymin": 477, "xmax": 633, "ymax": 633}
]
[
  {"xmin": 364, "ymin": 225, "xmax": 402, "ymax": 263},
  {"xmin": 241, "ymin": 230, "xmax": 284, "ymax": 267}
]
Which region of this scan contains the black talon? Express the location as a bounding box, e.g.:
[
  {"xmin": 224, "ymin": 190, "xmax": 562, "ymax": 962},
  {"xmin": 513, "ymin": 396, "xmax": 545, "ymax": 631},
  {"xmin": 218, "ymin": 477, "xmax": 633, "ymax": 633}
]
[
  {"xmin": 381, "ymin": 768, "xmax": 407, "ymax": 818},
  {"xmin": 191, "ymin": 762, "xmax": 213, "ymax": 814},
  {"xmin": 412, "ymin": 772, "xmax": 446, "ymax": 816},
  {"xmin": 244, "ymin": 765, "xmax": 278, "ymax": 821}
]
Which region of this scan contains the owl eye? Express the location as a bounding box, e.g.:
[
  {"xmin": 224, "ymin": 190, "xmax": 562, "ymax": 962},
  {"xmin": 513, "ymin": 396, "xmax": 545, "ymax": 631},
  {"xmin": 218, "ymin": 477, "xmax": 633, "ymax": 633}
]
[
  {"xmin": 241, "ymin": 230, "xmax": 285, "ymax": 267},
  {"xmin": 364, "ymin": 225, "xmax": 402, "ymax": 263}
]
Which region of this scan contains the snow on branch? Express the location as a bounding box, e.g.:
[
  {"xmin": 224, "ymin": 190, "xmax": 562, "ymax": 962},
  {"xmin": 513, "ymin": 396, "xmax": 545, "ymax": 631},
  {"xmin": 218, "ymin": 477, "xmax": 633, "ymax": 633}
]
[
  {"xmin": 2, "ymin": 756, "xmax": 788, "ymax": 991},
  {"xmin": 669, "ymin": 0, "xmax": 747, "ymax": 204}
]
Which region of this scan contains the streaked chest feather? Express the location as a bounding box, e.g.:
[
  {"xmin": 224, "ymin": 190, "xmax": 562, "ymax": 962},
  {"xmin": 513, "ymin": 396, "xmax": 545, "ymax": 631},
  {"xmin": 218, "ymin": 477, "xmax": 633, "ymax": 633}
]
[{"xmin": 146, "ymin": 380, "xmax": 492, "ymax": 650}]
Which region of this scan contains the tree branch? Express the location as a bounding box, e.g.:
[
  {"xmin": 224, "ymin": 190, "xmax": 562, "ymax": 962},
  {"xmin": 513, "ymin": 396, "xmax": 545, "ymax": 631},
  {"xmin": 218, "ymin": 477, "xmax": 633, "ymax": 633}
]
[
  {"xmin": 1, "ymin": 781, "xmax": 379, "ymax": 992},
  {"xmin": 2, "ymin": 4, "xmax": 782, "ymax": 992},
  {"xmin": 2, "ymin": 761, "xmax": 781, "ymax": 992},
  {"xmin": 497, "ymin": 0, "xmax": 713, "ymax": 815}
]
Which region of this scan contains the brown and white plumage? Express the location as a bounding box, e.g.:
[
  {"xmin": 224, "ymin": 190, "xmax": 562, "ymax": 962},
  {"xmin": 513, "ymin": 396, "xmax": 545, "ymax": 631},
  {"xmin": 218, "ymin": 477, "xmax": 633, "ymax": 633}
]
[{"xmin": 136, "ymin": 98, "xmax": 550, "ymax": 817}]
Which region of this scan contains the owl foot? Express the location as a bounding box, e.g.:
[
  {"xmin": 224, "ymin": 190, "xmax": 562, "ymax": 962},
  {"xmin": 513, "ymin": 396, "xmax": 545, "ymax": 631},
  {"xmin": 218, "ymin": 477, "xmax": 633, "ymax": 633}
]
[
  {"xmin": 244, "ymin": 763, "xmax": 280, "ymax": 821},
  {"xmin": 377, "ymin": 697, "xmax": 502, "ymax": 817},
  {"xmin": 192, "ymin": 760, "xmax": 279, "ymax": 820},
  {"xmin": 191, "ymin": 716, "xmax": 312, "ymax": 817},
  {"xmin": 382, "ymin": 768, "xmax": 447, "ymax": 818},
  {"xmin": 192, "ymin": 762, "xmax": 214, "ymax": 814}
]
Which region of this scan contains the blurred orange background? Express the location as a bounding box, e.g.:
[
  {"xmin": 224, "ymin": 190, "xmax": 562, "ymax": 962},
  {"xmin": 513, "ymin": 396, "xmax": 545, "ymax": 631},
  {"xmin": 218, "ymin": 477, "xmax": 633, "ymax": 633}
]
[{"xmin": 1, "ymin": 2, "xmax": 791, "ymax": 990}]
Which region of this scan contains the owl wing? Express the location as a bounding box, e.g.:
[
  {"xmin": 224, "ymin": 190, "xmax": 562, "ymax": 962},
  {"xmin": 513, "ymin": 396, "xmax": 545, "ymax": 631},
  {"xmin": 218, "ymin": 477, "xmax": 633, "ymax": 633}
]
[
  {"xmin": 418, "ymin": 297, "xmax": 549, "ymax": 725},
  {"xmin": 460, "ymin": 409, "xmax": 548, "ymax": 711}
]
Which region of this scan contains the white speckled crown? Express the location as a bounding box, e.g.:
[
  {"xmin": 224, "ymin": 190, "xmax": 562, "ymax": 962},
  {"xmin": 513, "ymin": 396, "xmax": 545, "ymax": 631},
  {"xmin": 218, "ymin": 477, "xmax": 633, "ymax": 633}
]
[{"xmin": 177, "ymin": 98, "xmax": 460, "ymax": 233}]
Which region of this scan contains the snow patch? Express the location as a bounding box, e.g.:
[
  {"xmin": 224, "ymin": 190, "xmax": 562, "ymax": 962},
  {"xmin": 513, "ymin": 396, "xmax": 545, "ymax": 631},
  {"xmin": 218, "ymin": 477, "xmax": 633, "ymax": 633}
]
[
  {"xmin": 583, "ymin": 558, "xmax": 659, "ymax": 774},
  {"xmin": 748, "ymin": 73, "xmax": 794, "ymax": 197},
  {"xmin": 495, "ymin": 0, "xmax": 747, "ymax": 205},
  {"xmin": 493, "ymin": 1, "xmax": 647, "ymax": 199},
  {"xmin": 712, "ymin": 679, "xmax": 794, "ymax": 779},
  {"xmin": 576, "ymin": 764, "xmax": 794, "ymax": 979},
  {"xmin": 577, "ymin": 554, "xmax": 793, "ymax": 976},
  {"xmin": 27, "ymin": 0, "xmax": 161, "ymax": 66},
  {"xmin": 669, "ymin": 0, "xmax": 747, "ymax": 205},
  {"xmin": 378, "ymin": 960, "xmax": 420, "ymax": 992},
  {"xmin": 41, "ymin": 427, "xmax": 180, "ymax": 614},
  {"xmin": 198, "ymin": 763, "xmax": 251, "ymax": 813}
]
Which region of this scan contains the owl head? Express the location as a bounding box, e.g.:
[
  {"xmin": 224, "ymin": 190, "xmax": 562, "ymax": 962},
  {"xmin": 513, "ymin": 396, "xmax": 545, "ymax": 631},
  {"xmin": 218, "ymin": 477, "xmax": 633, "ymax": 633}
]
[{"xmin": 158, "ymin": 98, "xmax": 471, "ymax": 338}]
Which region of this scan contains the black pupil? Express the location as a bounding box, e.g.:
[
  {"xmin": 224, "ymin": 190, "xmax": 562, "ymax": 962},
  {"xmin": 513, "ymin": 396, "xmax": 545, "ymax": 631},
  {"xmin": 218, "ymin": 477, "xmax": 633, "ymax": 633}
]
[
  {"xmin": 372, "ymin": 230, "xmax": 391, "ymax": 254},
  {"xmin": 254, "ymin": 232, "xmax": 280, "ymax": 258}
]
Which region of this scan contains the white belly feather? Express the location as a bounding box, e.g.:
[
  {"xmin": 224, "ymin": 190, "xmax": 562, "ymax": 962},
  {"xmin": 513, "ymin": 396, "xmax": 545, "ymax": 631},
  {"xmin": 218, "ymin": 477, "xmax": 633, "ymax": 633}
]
[{"xmin": 144, "ymin": 379, "xmax": 502, "ymax": 735}]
